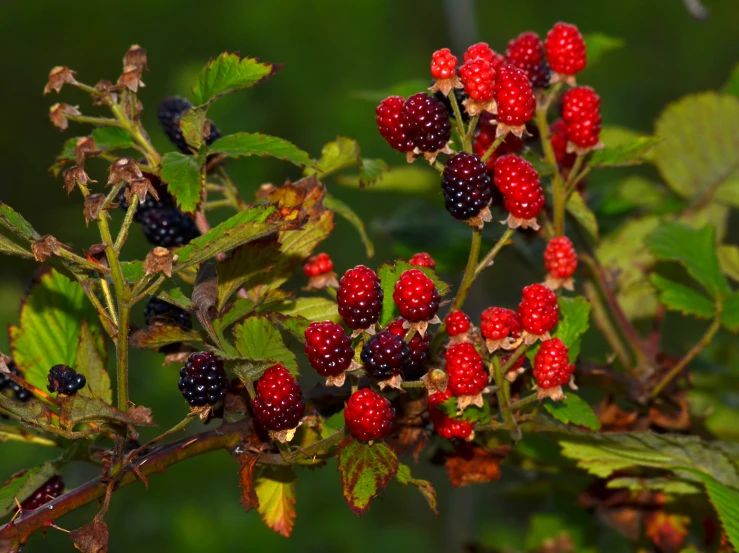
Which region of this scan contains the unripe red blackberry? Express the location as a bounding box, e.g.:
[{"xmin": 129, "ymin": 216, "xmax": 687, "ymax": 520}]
[
  {"xmin": 393, "ymin": 269, "xmax": 440, "ymax": 323},
  {"xmin": 252, "ymin": 364, "xmax": 305, "ymax": 431},
  {"xmin": 561, "ymin": 86, "xmax": 600, "ymax": 123},
  {"xmin": 533, "ymin": 338, "xmax": 574, "ymax": 389},
  {"xmin": 428, "ymin": 389, "xmax": 474, "ymax": 440},
  {"xmin": 0, "ymin": 359, "xmax": 31, "ymax": 402},
  {"xmin": 473, "ymin": 112, "xmax": 524, "ymax": 171},
  {"xmin": 409, "ymin": 252, "xmax": 435, "ymax": 269},
  {"xmin": 505, "ymin": 31, "xmax": 550, "ymax": 89},
  {"xmin": 139, "ymin": 206, "xmax": 200, "ymax": 248},
  {"xmin": 550, "ymin": 119, "xmax": 577, "ymax": 170},
  {"xmin": 459, "ymin": 58, "xmax": 496, "ymax": 115},
  {"xmin": 304, "ymin": 321, "xmax": 353, "ymax": 378},
  {"xmin": 158, "ymin": 96, "xmax": 221, "ymax": 154},
  {"xmin": 376, "ymin": 96, "xmax": 414, "ymax": 153},
  {"xmin": 441, "ymin": 152, "xmax": 493, "ymax": 222},
  {"xmin": 178, "ymin": 352, "xmax": 228, "ymax": 407},
  {"xmin": 445, "ymin": 343, "xmax": 487, "ymax": 398},
  {"xmin": 47, "ymin": 365, "xmax": 86, "ymax": 396},
  {"xmin": 386, "ymin": 317, "xmax": 429, "ymax": 380},
  {"xmin": 445, "ymin": 310, "xmax": 471, "ymax": 337},
  {"xmin": 403, "ymin": 93, "xmax": 451, "ymax": 153},
  {"xmin": 561, "ymin": 87, "xmax": 601, "ymax": 152},
  {"xmin": 544, "ymin": 237, "xmax": 578, "ymax": 279},
  {"xmin": 518, "ymin": 283, "xmax": 559, "ymax": 338},
  {"xmin": 430, "ymin": 48, "xmax": 462, "ymax": 97},
  {"xmin": 20, "ymin": 476, "xmax": 64, "ymax": 511},
  {"xmin": 337, "ymin": 265, "xmax": 383, "ymax": 330},
  {"xmin": 145, "ymin": 297, "xmax": 192, "ymax": 329},
  {"xmin": 480, "ymin": 307, "xmax": 522, "ymax": 351},
  {"xmin": 463, "ymin": 42, "xmax": 504, "ymax": 70},
  {"xmin": 545, "ymin": 22, "xmax": 587, "ymax": 80},
  {"xmin": 493, "ymin": 154, "xmax": 545, "ymax": 227},
  {"xmin": 303, "ymin": 253, "xmax": 333, "ymax": 277},
  {"xmin": 344, "ymin": 388, "xmax": 395, "ymax": 441},
  {"xmin": 361, "ymin": 330, "xmax": 410, "ymax": 381},
  {"xmin": 494, "ymin": 64, "xmax": 536, "ymax": 136}
]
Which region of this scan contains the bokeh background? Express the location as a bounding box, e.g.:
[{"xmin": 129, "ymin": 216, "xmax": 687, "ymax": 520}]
[{"xmin": 0, "ymin": 1, "xmax": 737, "ymax": 552}]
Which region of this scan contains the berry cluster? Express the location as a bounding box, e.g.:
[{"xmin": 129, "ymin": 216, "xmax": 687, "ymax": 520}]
[
  {"xmin": 518, "ymin": 283, "xmax": 559, "ymax": 341},
  {"xmin": 409, "ymin": 252, "xmax": 435, "ymax": 269},
  {"xmin": 304, "ymin": 321, "xmax": 354, "ymax": 383},
  {"xmin": 303, "ymin": 252, "xmax": 338, "ymax": 289},
  {"xmin": 445, "ymin": 310, "xmax": 470, "ymax": 338},
  {"xmin": 386, "ymin": 317, "xmax": 430, "ymax": 380},
  {"xmin": 441, "ymin": 152, "xmax": 493, "ymax": 224},
  {"xmin": 480, "ymin": 307, "xmax": 522, "ymax": 352},
  {"xmin": 445, "ymin": 342, "xmax": 488, "ymax": 408},
  {"xmin": 178, "ymin": 352, "xmax": 228, "ymax": 407},
  {"xmin": 0, "ymin": 359, "xmax": 31, "ymax": 402},
  {"xmin": 376, "ymin": 93, "xmax": 451, "ymax": 160},
  {"xmin": 533, "ymin": 338, "xmax": 575, "ymax": 400},
  {"xmin": 47, "ymin": 364, "xmax": 86, "ymax": 396},
  {"xmin": 544, "ymin": 23, "xmax": 587, "ymax": 84},
  {"xmin": 337, "ymin": 265, "xmax": 383, "ymax": 331},
  {"xmin": 344, "ymin": 388, "xmax": 395, "ymax": 441},
  {"xmin": 428, "ymin": 389, "xmax": 474, "ymax": 441}
]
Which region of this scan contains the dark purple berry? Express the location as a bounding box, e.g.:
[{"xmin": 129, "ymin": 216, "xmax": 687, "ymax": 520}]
[
  {"xmin": 0, "ymin": 359, "xmax": 31, "ymax": 402},
  {"xmin": 47, "ymin": 365, "xmax": 86, "ymax": 396},
  {"xmin": 404, "ymin": 93, "xmax": 451, "ymax": 152},
  {"xmin": 360, "ymin": 330, "xmax": 410, "ymax": 381},
  {"xmin": 145, "ymin": 297, "xmax": 192, "ymax": 329},
  {"xmin": 139, "ymin": 207, "xmax": 200, "ymax": 248},
  {"xmin": 178, "ymin": 352, "xmax": 228, "ymax": 407},
  {"xmin": 20, "ymin": 476, "xmax": 64, "ymax": 510},
  {"xmin": 157, "ymin": 96, "xmax": 221, "ymax": 154},
  {"xmin": 441, "ymin": 152, "xmax": 493, "ymax": 220}
]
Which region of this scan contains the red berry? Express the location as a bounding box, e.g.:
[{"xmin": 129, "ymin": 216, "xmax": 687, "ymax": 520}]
[
  {"xmin": 409, "ymin": 252, "xmax": 435, "ymax": 269},
  {"xmin": 473, "ymin": 112, "xmax": 524, "ymax": 170},
  {"xmin": 459, "ymin": 58, "xmax": 495, "ymax": 103},
  {"xmin": 337, "ymin": 265, "xmax": 383, "ymax": 330},
  {"xmin": 565, "ymin": 116, "xmax": 602, "ymax": 151},
  {"xmin": 545, "ymin": 22, "xmax": 587, "ymax": 77},
  {"xmin": 561, "ymin": 86, "xmax": 600, "ymax": 122},
  {"xmin": 505, "ymin": 31, "xmax": 550, "ymax": 89},
  {"xmin": 544, "ymin": 237, "xmax": 578, "ymax": 279},
  {"xmin": 303, "ymin": 252, "xmax": 333, "ymax": 278},
  {"xmin": 550, "ymin": 119, "xmax": 577, "ymax": 170},
  {"xmin": 533, "ymin": 338, "xmax": 574, "ymax": 389},
  {"xmin": 518, "ymin": 283, "xmax": 559, "ymax": 336},
  {"xmin": 304, "ymin": 321, "xmax": 353, "ymax": 377},
  {"xmin": 463, "ymin": 42, "xmax": 504, "ymax": 70},
  {"xmin": 480, "ymin": 307, "xmax": 522, "ymax": 342},
  {"xmin": 386, "ymin": 317, "xmax": 430, "ymax": 379},
  {"xmin": 441, "ymin": 152, "xmax": 493, "ymax": 221},
  {"xmin": 494, "ymin": 64, "xmax": 536, "ymax": 130},
  {"xmin": 252, "ymin": 364, "xmax": 305, "ymax": 431},
  {"xmin": 361, "ymin": 330, "xmax": 410, "ymax": 381},
  {"xmin": 393, "ymin": 269, "xmax": 441, "ymax": 322},
  {"xmin": 445, "ymin": 343, "xmax": 487, "ymax": 397},
  {"xmin": 20, "ymin": 476, "xmax": 64, "ymax": 511},
  {"xmin": 428, "ymin": 389, "xmax": 474, "ymax": 440},
  {"xmin": 445, "ymin": 310, "xmax": 470, "ymax": 336},
  {"xmin": 493, "ymin": 154, "xmax": 545, "ymax": 221},
  {"xmin": 403, "ymin": 93, "xmax": 451, "ymax": 153},
  {"xmin": 376, "ymin": 96, "xmax": 414, "ymax": 153},
  {"xmin": 344, "ymin": 388, "xmax": 395, "ymax": 441},
  {"xmin": 431, "ymin": 48, "xmax": 458, "ymax": 80}
]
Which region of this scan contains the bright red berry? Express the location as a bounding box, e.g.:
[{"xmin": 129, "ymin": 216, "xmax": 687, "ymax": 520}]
[
  {"xmin": 303, "ymin": 252, "xmax": 333, "ymax": 277},
  {"xmin": 561, "ymin": 87, "xmax": 602, "ymax": 151},
  {"xmin": 344, "ymin": 388, "xmax": 395, "ymax": 441},
  {"xmin": 494, "ymin": 64, "xmax": 536, "ymax": 132},
  {"xmin": 545, "ymin": 22, "xmax": 587, "ymax": 77},
  {"xmin": 505, "ymin": 31, "xmax": 550, "ymax": 89},
  {"xmin": 533, "ymin": 338, "xmax": 574, "ymax": 389},
  {"xmin": 304, "ymin": 321, "xmax": 354, "ymax": 378},
  {"xmin": 458, "ymin": 58, "xmax": 496, "ymax": 103},
  {"xmin": 252, "ymin": 364, "xmax": 305, "ymax": 431},
  {"xmin": 431, "ymin": 48, "xmax": 458, "ymax": 80},
  {"xmin": 445, "ymin": 310, "xmax": 470, "ymax": 337},
  {"xmin": 493, "ymin": 154, "xmax": 545, "ymax": 224},
  {"xmin": 386, "ymin": 317, "xmax": 430, "ymax": 379},
  {"xmin": 445, "ymin": 343, "xmax": 487, "ymax": 397},
  {"xmin": 393, "ymin": 269, "xmax": 441, "ymax": 322},
  {"xmin": 337, "ymin": 265, "xmax": 383, "ymax": 330},
  {"xmin": 441, "ymin": 152, "xmax": 493, "ymax": 221},
  {"xmin": 20, "ymin": 476, "xmax": 64, "ymax": 511},
  {"xmin": 480, "ymin": 307, "xmax": 522, "ymax": 342},
  {"xmin": 361, "ymin": 330, "xmax": 410, "ymax": 381},
  {"xmin": 518, "ymin": 283, "xmax": 559, "ymax": 337},
  {"xmin": 463, "ymin": 42, "xmax": 504, "ymax": 70},
  {"xmin": 409, "ymin": 252, "xmax": 435, "ymax": 269},
  {"xmin": 376, "ymin": 96, "xmax": 414, "ymax": 153},
  {"xmin": 404, "ymin": 93, "xmax": 452, "ymax": 153},
  {"xmin": 544, "ymin": 236, "xmax": 578, "ymax": 279},
  {"xmin": 550, "ymin": 119, "xmax": 577, "ymax": 170},
  {"xmin": 428, "ymin": 389, "xmax": 474, "ymax": 440},
  {"xmin": 473, "ymin": 112, "xmax": 524, "ymax": 170}
]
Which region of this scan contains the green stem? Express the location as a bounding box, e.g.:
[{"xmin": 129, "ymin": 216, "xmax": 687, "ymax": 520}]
[
  {"xmin": 451, "ymin": 227, "xmax": 483, "ymax": 311},
  {"xmin": 583, "ymin": 281, "xmax": 631, "ymax": 368},
  {"xmin": 447, "ymin": 90, "xmax": 468, "ymax": 151},
  {"xmin": 289, "ymin": 427, "xmax": 347, "ymax": 462},
  {"xmin": 65, "ymin": 114, "xmax": 118, "ymax": 127},
  {"xmin": 400, "ymin": 380, "xmax": 426, "ymax": 389},
  {"xmin": 463, "ymin": 114, "xmax": 480, "ymax": 151},
  {"xmin": 124, "ymin": 414, "xmax": 196, "ymax": 466},
  {"xmin": 54, "ymin": 247, "xmax": 109, "ymax": 274},
  {"xmin": 114, "ymin": 195, "xmax": 139, "ymax": 252},
  {"xmin": 492, "ymin": 357, "xmax": 516, "ymax": 433},
  {"xmin": 474, "ymin": 227, "xmax": 515, "ymax": 278},
  {"xmin": 499, "ymin": 344, "xmax": 529, "ymax": 374},
  {"xmin": 480, "ymin": 133, "xmax": 506, "ymax": 164},
  {"xmin": 509, "ymin": 393, "xmax": 539, "ymax": 412},
  {"xmin": 98, "ymin": 278, "xmax": 118, "ymax": 327},
  {"xmin": 535, "ymin": 106, "xmax": 565, "ymax": 236},
  {"xmin": 204, "ymin": 199, "xmax": 234, "ymax": 211},
  {"xmin": 108, "ymin": 101, "xmax": 161, "ymax": 168}
]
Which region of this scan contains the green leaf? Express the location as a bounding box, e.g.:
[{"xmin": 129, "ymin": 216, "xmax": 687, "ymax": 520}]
[
  {"xmin": 214, "ymin": 298, "xmax": 255, "ymax": 332},
  {"xmin": 694, "ymin": 472, "xmax": 739, "ymax": 551},
  {"xmin": 724, "ymin": 62, "xmax": 739, "ymax": 97},
  {"xmin": 336, "ymin": 166, "xmax": 438, "ymax": 196},
  {"xmin": 130, "ymin": 324, "xmax": 203, "ymax": 349},
  {"xmin": 191, "ymin": 52, "xmax": 279, "ymax": 106},
  {"xmin": 209, "ymin": 132, "xmax": 313, "ymax": 168},
  {"xmin": 0, "ymin": 202, "xmax": 41, "ymax": 241},
  {"xmin": 336, "ymin": 435, "xmax": 399, "ymax": 516},
  {"xmin": 650, "ymin": 274, "xmax": 715, "ymax": 319},
  {"xmin": 646, "ymin": 222, "xmax": 730, "ymax": 298},
  {"xmin": 304, "ymin": 137, "xmax": 361, "ymax": 178},
  {"xmin": 395, "ymin": 464, "xmax": 437, "ymax": 514},
  {"xmin": 74, "ymin": 321, "xmax": 111, "ymax": 404},
  {"xmin": 377, "ymin": 260, "xmax": 450, "ymax": 327},
  {"xmin": 156, "ymin": 288, "xmax": 195, "ymax": 311},
  {"xmin": 721, "ymin": 292, "xmax": 739, "ymax": 332},
  {"xmin": 555, "ymin": 296, "xmax": 591, "ymax": 362},
  {"xmin": 0, "ymin": 232, "xmax": 32, "ymax": 258},
  {"xmin": 275, "ymin": 297, "xmax": 339, "ymax": 323},
  {"xmin": 10, "ymin": 269, "xmax": 100, "ymax": 391},
  {"xmin": 358, "ymin": 158, "xmax": 389, "ymax": 187},
  {"xmin": 91, "ymin": 127, "xmax": 134, "ymax": 151},
  {"xmin": 583, "ymin": 33, "xmax": 624, "ymax": 67},
  {"xmin": 232, "ymin": 316, "xmax": 297, "ymax": 373},
  {"xmin": 58, "ymin": 395, "xmax": 154, "ymax": 428},
  {"xmin": 0, "ymin": 463, "xmax": 56, "ymax": 517},
  {"xmin": 544, "ymin": 394, "xmax": 601, "ymax": 430},
  {"xmin": 598, "ymin": 175, "xmax": 678, "ymax": 216},
  {"xmin": 607, "ymin": 477, "xmax": 702, "ymax": 495},
  {"xmin": 324, "ymin": 194, "xmax": 374, "ymax": 258},
  {"xmin": 590, "ymin": 136, "xmax": 662, "ymax": 167},
  {"xmin": 652, "ymin": 92, "xmax": 739, "ymax": 206},
  {"xmin": 178, "ymin": 106, "xmax": 208, "ymax": 151},
  {"xmin": 566, "ymin": 191, "xmax": 598, "ymax": 241},
  {"xmin": 174, "ymin": 205, "xmax": 283, "ymax": 271},
  {"xmin": 255, "ymin": 467, "xmax": 297, "ymax": 538},
  {"xmin": 120, "ymin": 261, "xmax": 145, "ymax": 283},
  {"xmin": 160, "ymin": 151, "xmax": 205, "ymax": 213},
  {"xmin": 719, "ymin": 245, "xmax": 739, "ymax": 282}
]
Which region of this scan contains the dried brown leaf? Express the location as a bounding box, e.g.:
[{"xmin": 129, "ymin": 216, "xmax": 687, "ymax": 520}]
[
  {"xmin": 107, "ymin": 157, "xmax": 142, "ymax": 187},
  {"xmin": 49, "ymin": 103, "xmax": 81, "ymax": 131},
  {"xmin": 75, "ymin": 137, "xmax": 100, "ymax": 165},
  {"xmin": 444, "ymin": 445, "xmax": 509, "ymax": 487},
  {"xmin": 44, "ymin": 66, "xmax": 78, "ymax": 95},
  {"xmin": 235, "ymin": 453, "xmax": 260, "ymax": 512},
  {"xmin": 144, "ymin": 247, "xmax": 173, "ymax": 278},
  {"xmin": 70, "ymin": 518, "xmax": 109, "ymax": 553},
  {"xmin": 31, "ymin": 235, "xmax": 61, "ymax": 262},
  {"xmin": 83, "ymin": 194, "xmax": 108, "ymax": 226},
  {"xmin": 63, "ymin": 165, "xmax": 96, "ymax": 195},
  {"xmin": 123, "ymin": 44, "xmax": 148, "ymax": 71}
]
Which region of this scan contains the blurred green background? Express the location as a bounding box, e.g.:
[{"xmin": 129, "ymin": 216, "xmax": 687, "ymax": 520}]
[{"xmin": 0, "ymin": 0, "xmax": 737, "ymax": 551}]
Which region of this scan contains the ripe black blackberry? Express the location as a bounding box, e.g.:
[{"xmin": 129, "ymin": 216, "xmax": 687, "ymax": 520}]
[
  {"xmin": 178, "ymin": 352, "xmax": 228, "ymax": 407},
  {"xmin": 404, "ymin": 93, "xmax": 451, "ymax": 153},
  {"xmin": 139, "ymin": 206, "xmax": 200, "ymax": 248},
  {"xmin": 115, "ymin": 172, "xmax": 175, "ymax": 222},
  {"xmin": 157, "ymin": 96, "xmax": 222, "ymax": 154},
  {"xmin": 386, "ymin": 318, "xmax": 429, "ymax": 380},
  {"xmin": 441, "ymin": 152, "xmax": 493, "ymax": 220},
  {"xmin": 360, "ymin": 330, "xmax": 410, "ymax": 381},
  {"xmin": 47, "ymin": 365, "xmax": 86, "ymax": 396},
  {"xmin": 0, "ymin": 359, "xmax": 31, "ymax": 402},
  {"xmin": 433, "ymin": 85, "xmax": 470, "ymax": 123},
  {"xmin": 144, "ymin": 297, "xmax": 192, "ymax": 329},
  {"xmin": 20, "ymin": 476, "xmax": 64, "ymax": 510}
]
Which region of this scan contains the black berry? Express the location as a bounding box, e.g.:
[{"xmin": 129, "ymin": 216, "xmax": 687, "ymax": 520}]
[
  {"xmin": 360, "ymin": 330, "xmax": 410, "ymax": 381},
  {"xmin": 404, "ymin": 92, "xmax": 451, "ymax": 152},
  {"xmin": 116, "ymin": 172, "xmax": 175, "ymax": 222},
  {"xmin": 157, "ymin": 96, "xmax": 222, "ymax": 154},
  {"xmin": 139, "ymin": 206, "xmax": 200, "ymax": 248},
  {"xmin": 47, "ymin": 365, "xmax": 86, "ymax": 396},
  {"xmin": 441, "ymin": 152, "xmax": 492, "ymax": 220},
  {"xmin": 0, "ymin": 359, "xmax": 31, "ymax": 402},
  {"xmin": 145, "ymin": 297, "xmax": 192, "ymax": 329},
  {"xmin": 178, "ymin": 352, "xmax": 228, "ymax": 407}
]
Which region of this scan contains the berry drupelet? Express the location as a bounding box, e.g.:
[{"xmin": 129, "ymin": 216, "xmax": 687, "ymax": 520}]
[
  {"xmin": 344, "ymin": 388, "xmax": 395, "ymax": 441},
  {"xmin": 361, "ymin": 330, "xmax": 410, "ymax": 383},
  {"xmin": 505, "ymin": 31, "xmax": 550, "ymax": 89},
  {"xmin": 441, "ymin": 152, "xmax": 493, "ymax": 224},
  {"xmin": 157, "ymin": 96, "xmax": 222, "ymax": 154},
  {"xmin": 178, "ymin": 352, "xmax": 228, "ymax": 407},
  {"xmin": 337, "ymin": 265, "xmax": 383, "ymax": 331},
  {"xmin": 376, "ymin": 96, "xmax": 414, "ymax": 153},
  {"xmin": 544, "ymin": 236, "xmax": 578, "ymax": 290},
  {"xmin": 393, "ymin": 269, "xmax": 440, "ymax": 323},
  {"xmin": 518, "ymin": 283, "xmax": 560, "ymax": 341},
  {"xmin": 533, "ymin": 337, "xmax": 575, "ymax": 400},
  {"xmin": 252, "ymin": 364, "xmax": 305, "ymax": 433},
  {"xmin": 561, "ymin": 86, "xmax": 602, "ymax": 154},
  {"xmin": 20, "ymin": 476, "xmax": 64, "ymax": 511},
  {"xmin": 545, "ymin": 22, "xmax": 587, "ymax": 84},
  {"xmin": 304, "ymin": 321, "xmax": 354, "ymax": 381},
  {"xmin": 145, "ymin": 297, "xmax": 192, "ymax": 329},
  {"xmin": 408, "ymin": 252, "xmax": 436, "ymax": 269},
  {"xmin": 386, "ymin": 317, "xmax": 430, "ymax": 380},
  {"xmin": 0, "ymin": 359, "xmax": 31, "ymax": 402},
  {"xmin": 480, "ymin": 307, "xmax": 522, "ymax": 352},
  {"xmin": 444, "ymin": 343, "xmax": 488, "ymax": 406},
  {"xmin": 47, "ymin": 365, "xmax": 86, "ymax": 396}
]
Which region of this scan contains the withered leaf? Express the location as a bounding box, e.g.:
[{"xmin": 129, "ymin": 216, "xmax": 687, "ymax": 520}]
[
  {"xmin": 107, "ymin": 157, "xmax": 142, "ymax": 187},
  {"xmin": 70, "ymin": 518, "xmax": 109, "ymax": 553},
  {"xmin": 125, "ymin": 405, "xmax": 154, "ymax": 426},
  {"xmin": 234, "ymin": 453, "xmax": 260, "ymax": 512},
  {"xmin": 49, "ymin": 103, "xmax": 81, "ymax": 131},
  {"xmin": 75, "ymin": 137, "xmax": 100, "ymax": 165},
  {"xmin": 144, "ymin": 247, "xmax": 173, "ymax": 277},
  {"xmin": 444, "ymin": 445, "xmax": 509, "ymax": 487},
  {"xmin": 123, "ymin": 44, "xmax": 148, "ymax": 71},
  {"xmin": 83, "ymin": 194, "xmax": 108, "ymax": 226},
  {"xmin": 63, "ymin": 165, "xmax": 96, "ymax": 195},
  {"xmin": 31, "ymin": 235, "xmax": 61, "ymax": 262},
  {"xmin": 118, "ymin": 65, "xmax": 145, "ymax": 92},
  {"xmin": 44, "ymin": 66, "xmax": 78, "ymax": 95}
]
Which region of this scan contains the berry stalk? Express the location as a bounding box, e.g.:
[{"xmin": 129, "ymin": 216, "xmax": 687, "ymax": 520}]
[
  {"xmin": 474, "ymin": 227, "xmax": 515, "ymax": 278},
  {"xmin": 446, "ymin": 87, "xmax": 469, "ymax": 150},
  {"xmin": 491, "ymin": 356, "xmax": 516, "ymax": 435},
  {"xmin": 450, "ymin": 226, "xmax": 483, "ymax": 311},
  {"xmin": 114, "ymin": 195, "xmax": 139, "ymax": 252},
  {"xmin": 534, "ymin": 87, "xmax": 566, "ymax": 235}
]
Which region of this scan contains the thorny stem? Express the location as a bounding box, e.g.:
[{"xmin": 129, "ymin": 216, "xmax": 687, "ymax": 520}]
[
  {"xmin": 286, "ymin": 427, "xmax": 347, "ymax": 463},
  {"xmin": 53, "ymin": 247, "xmax": 108, "ymax": 274},
  {"xmin": 107, "ymin": 100, "xmax": 161, "ymax": 168},
  {"xmin": 451, "ymin": 227, "xmax": 483, "ymax": 311},
  {"xmin": 509, "ymin": 393, "xmax": 539, "ymax": 411},
  {"xmin": 499, "ymin": 343, "xmax": 529, "ymax": 374},
  {"xmin": 99, "ymin": 278, "xmax": 118, "ymax": 326},
  {"xmin": 400, "ymin": 379, "xmax": 426, "ymax": 389},
  {"xmin": 563, "ymin": 155, "xmax": 585, "ymax": 198},
  {"xmin": 114, "ymin": 195, "xmax": 139, "ymax": 252},
  {"xmin": 124, "ymin": 414, "xmax": 196, "ymax": 465},
  {"xmin": 474, "ymin": 227, "xmax": 515, "ymax": 278}
]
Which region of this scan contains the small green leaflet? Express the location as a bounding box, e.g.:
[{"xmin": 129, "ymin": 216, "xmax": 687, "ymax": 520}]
[
  {"xmin": 649, "ymin": 274, "xmax": 714, "ymax": 319},
  {"xmin": 583, "ymin": 33, "xmax": 624, "ymax": 67},
  {"xmin": 0, "ymin": 463, "xmax": 57, "ymax": 517},
  {"xmin": 232, "ymin": 316, "xmax": 297, "ymax": 373},
  {"xmin": 160, "ymin": 151, "xmax": 206, "ymax": 213},
  {"xmin": 395, "ymin": 464, "xmax": 438, "ymax": 514},
  {"xmin": 544, "ymin": 394, "xmax": 601, "ymax": 431},
  {"xmin": 590, "ymin": 136, "xmax": 662, "ymax": 167},
  {"xmin": 209, "ymin": 132, "xmax": 314, "ymax": 168},
  {"xmin": 192, "ymin": 52, "xmax": 279, "ymax": 106}
]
